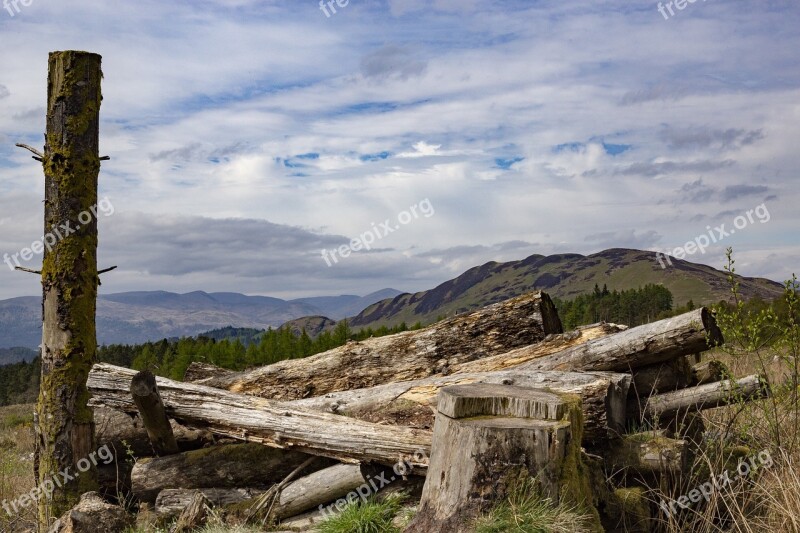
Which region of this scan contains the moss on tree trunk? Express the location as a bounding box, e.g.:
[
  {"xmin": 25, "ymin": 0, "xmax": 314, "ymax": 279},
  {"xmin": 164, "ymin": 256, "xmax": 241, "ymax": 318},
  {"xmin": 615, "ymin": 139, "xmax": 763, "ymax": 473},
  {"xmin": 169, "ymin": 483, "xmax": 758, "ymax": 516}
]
[{"xmin": 36, "ymin": 50, "xmax": 102, "ymax": 527}]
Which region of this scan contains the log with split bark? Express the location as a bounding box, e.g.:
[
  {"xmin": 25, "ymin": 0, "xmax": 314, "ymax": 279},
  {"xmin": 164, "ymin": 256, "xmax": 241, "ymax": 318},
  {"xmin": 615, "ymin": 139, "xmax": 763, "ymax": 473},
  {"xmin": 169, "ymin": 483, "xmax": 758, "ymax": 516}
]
[
  {"xmin": 88, "ymin": 364, "xmax": 433, "ymax": 472},
  {"xmin": 192, "ymin": 291, "xmax": 562, "ymax": 399}
]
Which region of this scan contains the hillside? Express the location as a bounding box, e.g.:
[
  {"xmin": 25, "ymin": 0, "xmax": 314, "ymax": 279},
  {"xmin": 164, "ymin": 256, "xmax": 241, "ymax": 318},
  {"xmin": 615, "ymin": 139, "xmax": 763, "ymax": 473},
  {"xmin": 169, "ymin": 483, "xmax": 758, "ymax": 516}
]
[
  {"xmin": 0, "ymin": 347, "xmax": 38, "ymax": 366},
  {"xmin": 0, "ymin": 290, "xmax": 401, "ymax": 349},
  {"xmin": 349, "ymin": 248, "xmax": 785, "ymax": 329}
]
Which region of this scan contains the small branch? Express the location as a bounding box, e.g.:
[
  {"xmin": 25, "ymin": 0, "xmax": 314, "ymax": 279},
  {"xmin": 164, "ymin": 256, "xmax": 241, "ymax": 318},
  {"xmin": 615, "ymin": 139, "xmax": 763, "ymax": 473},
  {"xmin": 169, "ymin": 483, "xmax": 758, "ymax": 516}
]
[
  {"xmin": 14, "ymin": 266, "xmax": 41, "ymax": 275},
  {"xmin": 15, "ymin": 143, "xmax": 44, "ymax": 162},
  {"xmin": 100, "ymin": 156, "xmax": 110, "ymax": 161},
  {"xmin": 98, "ymin": 266, "xmax": 118, "ymax": 275}
]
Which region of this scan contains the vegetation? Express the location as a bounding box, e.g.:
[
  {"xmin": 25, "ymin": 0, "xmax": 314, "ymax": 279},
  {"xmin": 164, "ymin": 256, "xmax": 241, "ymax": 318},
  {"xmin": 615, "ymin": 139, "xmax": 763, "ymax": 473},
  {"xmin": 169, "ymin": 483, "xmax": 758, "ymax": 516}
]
[
  {"xmin": 0, "ymin": 320, "xmax": 422, "ymax": 407},
  {"xmin": 554, "ymin": 283, "xmax": 680, "ymax": 330},
  {"xmin": 318, "ymin": 493, "xmax": 407, "ymax": 533},
  {"xmin": 474, "ymin": 476, "xmax": 595, "ymax": 533}
]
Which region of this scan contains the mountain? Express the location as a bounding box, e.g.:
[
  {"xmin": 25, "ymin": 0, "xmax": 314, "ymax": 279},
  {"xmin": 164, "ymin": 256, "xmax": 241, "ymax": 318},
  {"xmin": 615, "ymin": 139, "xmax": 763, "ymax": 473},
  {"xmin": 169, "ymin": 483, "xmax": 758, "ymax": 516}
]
[
  {"xmin": 349, "ymin": 248, "xmax": 785, "ymax": 329},
  {"xmin": 279, "ymin": 316, "xmax": 338, "ymax": 338},
  {"xmin": 0, "ymin": 347, "xmax": 38, "ymax": 365},
  {"xmin": 0, "ymin": 289, "xmax": 402, "ymax": 349},
  {"xmin": 292, "ymin": 289, "xmax": 404, "ymax": 320}
]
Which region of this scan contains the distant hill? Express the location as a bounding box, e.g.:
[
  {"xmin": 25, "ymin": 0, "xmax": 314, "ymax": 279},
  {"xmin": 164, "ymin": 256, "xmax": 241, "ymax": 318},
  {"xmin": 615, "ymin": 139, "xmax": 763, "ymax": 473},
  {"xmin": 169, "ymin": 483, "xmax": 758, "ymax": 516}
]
[
  {"xmin": 0, "ymin": 289, "xmax": 402, "ymax": 349},
  {"xmin": 349, "ymin": 248, "xmax": 785, "ymax": 330},
  {"xmin": 279, "ymin": 316, "xmax": 337, "ymax": 338},
  {"xmin": 0, "ymin": 347, "xmax": 38, "ymax": 366}
]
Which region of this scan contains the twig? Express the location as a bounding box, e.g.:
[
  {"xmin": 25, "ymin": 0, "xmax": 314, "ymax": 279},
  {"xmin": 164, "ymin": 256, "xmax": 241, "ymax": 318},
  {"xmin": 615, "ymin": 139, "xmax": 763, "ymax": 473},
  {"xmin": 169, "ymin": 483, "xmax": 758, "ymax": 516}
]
[
  {"xmin": 100, "ymin": 156, "xmax": 110, "ymax": 161},
  {"xmin": 15, "ymin": 143, "xmax": 44, "ymax": 162},
  {"xmin": 246, "ymin": 456, "xmax": 318, "ymax": 524},
  {"xmin": 98, "ymin": 266, "xmax": 118, "ymax": 275},
  {"xmin": 14, "ymin": 266, "xmax": 41, "ymax": 275}
]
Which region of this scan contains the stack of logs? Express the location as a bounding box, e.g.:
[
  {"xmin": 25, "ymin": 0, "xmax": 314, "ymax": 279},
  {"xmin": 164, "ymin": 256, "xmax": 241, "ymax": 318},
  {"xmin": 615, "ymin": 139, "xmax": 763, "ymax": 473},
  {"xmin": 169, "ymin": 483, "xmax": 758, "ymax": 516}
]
[{"xmin": 86, "ymin": 292, "xmax": 769, "ymax": 532}]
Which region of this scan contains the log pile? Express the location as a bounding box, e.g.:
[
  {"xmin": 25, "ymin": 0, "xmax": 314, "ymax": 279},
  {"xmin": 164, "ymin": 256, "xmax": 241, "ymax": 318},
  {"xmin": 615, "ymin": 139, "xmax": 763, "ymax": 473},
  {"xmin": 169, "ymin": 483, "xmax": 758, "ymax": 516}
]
[{"xmin": 86, "ymin": 291, "xmax": 770, "ymax": 531}]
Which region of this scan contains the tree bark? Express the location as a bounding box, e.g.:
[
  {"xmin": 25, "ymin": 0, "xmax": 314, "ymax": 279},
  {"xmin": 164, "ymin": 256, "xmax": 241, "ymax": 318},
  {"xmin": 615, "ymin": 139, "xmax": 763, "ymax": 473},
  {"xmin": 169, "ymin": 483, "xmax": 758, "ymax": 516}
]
[
  {"xmin": 633, "ymin": 374, "xmax": 768, "ymax": 420},
  {"xmin": 604, "ymin": 432, "xmax": 687, "ymax": 475},
  {"xmin": 406, "ymin": 384, "xmax": 600, "ymax": 533},
  {"xmin": 36, "ymin": 50, "xmax": 103, "ymax": 526},
  {"xmin": 156, "ymin": 488, "xmax": 264, "ymax": 519},
  {"xmin": 195, "ymin": 292, "xmax": 562, "ymax": 399},
  {"xmin": 691, "ymin": 360, "xmax": 729, "ymax": 386},
  {"xmin": 631, "ymin": 357, "xmax": 693, "ymax": 396},
  {"xmin": 293, "ymin": 369, "xmax": 631, "ymax": 443},
  {"xmin": 170, "ymin": 492, "xmax": 209, "ymax": 533},
  {"xmin": 131, "ymin": 443, "xmax": 318, "ymax": 503},
  {"xmin": 130, "ymin": 370, "xmax": 179, "ymax": 456},
  {"xmin": 508, "ymin": 308, "xmax": 723, "ymax": 373},
  {"xmin": 88, "ymin": 364, "xmax": 433, "ymax": 473}
]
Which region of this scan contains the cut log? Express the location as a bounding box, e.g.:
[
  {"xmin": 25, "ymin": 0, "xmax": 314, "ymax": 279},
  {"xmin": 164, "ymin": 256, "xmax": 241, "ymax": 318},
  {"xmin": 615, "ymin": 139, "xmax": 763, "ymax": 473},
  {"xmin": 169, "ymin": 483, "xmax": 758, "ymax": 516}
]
[
  {"xmin": 508, "ymin": 308, "xmax": 723, "ymax": 373},
  {"xmin": 156, "ymin": 488, "xmax": 264, "ymax": 519},
  {"xmin": 691, "ymin": 360, "xmax": 729, "ymax": 386},
  {"xmin": 633, "ymin": 374, "xmax": 769, "ymax": 420},
  {"xmin": 406, "ymin": 384, "xmax": 600, "ymax": 533},
  {"xmin": 130, "ymin": 370, "xmax": 179, "ymax": 456},
  {"xmin": 88, "ymin": 364, "xmax": 432, "ymax": 472},
  {"xmin": 194, "ymin": 292, "xmax": 562, "ymax": 399},
  {"xmin": 292, "ymin": 369, "xmax": 631, "ymax": 442},
  {"xmin": 131, "ymin": 443, "xmax": 318, "ymax": 503},
  {"xmin": 631, "ymin": 357, "xmax": 693, "ymax": 396},
  {"xmin": 605, "ymin": 432, "xmax": 687, "ymax": 475}
]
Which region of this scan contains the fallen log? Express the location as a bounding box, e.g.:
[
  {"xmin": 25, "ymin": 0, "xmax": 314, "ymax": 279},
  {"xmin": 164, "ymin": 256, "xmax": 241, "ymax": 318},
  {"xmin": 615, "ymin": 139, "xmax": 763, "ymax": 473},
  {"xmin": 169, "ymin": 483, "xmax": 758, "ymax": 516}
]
[
  {"xmin": 292, "ymin": 369, "xmax": 632, "ymax": 442},
  {"xmin": 88, "ymin": 364, "xmax": 433, "ymax": 472},
  {"xmin": 506, "ymin": 308, "xmax": 723, "ymax": 373},
  {"xmin": 131, "ymin": 443, "xmax": 318, "ymax": 503},
  {"xmin": 156, "ymin": 488, "xmax": 264, "ymax": 519},
  {"xmin": 605, "ymin": 432, "xmax": 687, "ymax": 475},
  {"xmin": 183, "ymin": 362, "xmax": 235, "ymax": 383},
  {"xmin": 171, "ymin": 492, "xmax": 209, "ymax": 533},
  {"xmin": 193, "ymin": 292, "xmax": 562, "ymax": 399},
  {"xmin": 632, "ymin": 374, "xmax": 769, "ymax": 420},
  {"xmin": 692, "ymin": 360, "xmax": 729, "ymax": 386},
  {"xmin": 631, "ymin": 357, "xmax": 693, "ymax": 396}
]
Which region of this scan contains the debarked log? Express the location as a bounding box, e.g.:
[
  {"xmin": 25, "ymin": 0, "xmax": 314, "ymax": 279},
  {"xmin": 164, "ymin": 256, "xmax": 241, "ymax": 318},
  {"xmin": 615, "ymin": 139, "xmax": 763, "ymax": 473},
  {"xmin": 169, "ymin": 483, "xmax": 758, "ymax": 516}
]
[
  {"xmin": 509, "ymin": 308, "xmax": 723, "ymax": 373},
  {"xmin": 88, "ymin": 364, "xmax": 433, "ymax": 473},
  {"xmin": 631, "ymin": 374, "xmax": 769, "ymax": 420},
  {"xmin": 292, "ymin": 369, "xmax": 632, "ymax": 443},
  {"xmin": 192, "ymin": 291, "xmax": 562, "ymax": 400}
]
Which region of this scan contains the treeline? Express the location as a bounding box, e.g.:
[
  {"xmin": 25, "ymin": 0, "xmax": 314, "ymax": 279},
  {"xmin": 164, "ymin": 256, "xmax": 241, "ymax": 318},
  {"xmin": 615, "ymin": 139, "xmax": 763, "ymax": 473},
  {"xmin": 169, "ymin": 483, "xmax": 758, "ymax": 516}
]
[
  {"xmin": 97, "ymin": 320, "xmax": 422, "ymax": 381},
  {"xmin": 554, "ymin": 284, "xmax": 684, "ymax": 330},
  {"xmin": 0, "ymin": 357, "xmax": 40, "ymax": 406}
]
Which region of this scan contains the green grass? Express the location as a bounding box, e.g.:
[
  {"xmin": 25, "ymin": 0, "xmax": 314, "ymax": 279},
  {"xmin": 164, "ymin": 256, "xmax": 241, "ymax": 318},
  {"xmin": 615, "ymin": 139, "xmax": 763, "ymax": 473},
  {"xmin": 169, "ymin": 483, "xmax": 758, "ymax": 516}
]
[
  {"xmin": 318, "ymin": 494, "xmax": 405, "ymax": 533},
  {"xmin": 474, "ymin": 477, "xmax": 596, "ymax": 533}
]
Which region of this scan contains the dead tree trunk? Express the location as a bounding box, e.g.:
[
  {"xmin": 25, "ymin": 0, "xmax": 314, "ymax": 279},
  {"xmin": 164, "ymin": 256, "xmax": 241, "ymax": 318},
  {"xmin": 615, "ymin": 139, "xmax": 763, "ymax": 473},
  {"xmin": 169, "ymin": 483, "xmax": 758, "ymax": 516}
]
[
  {"xmin": 195, "ymin": 292, "xmax": 562, "ymax": 399},
  {"xmin": 36, "ymin": 50, "xmax": 103, "ymax": 526},
  {"xmin": 130, "ymin": 370, "xmax": 179, "ymax": 456}
]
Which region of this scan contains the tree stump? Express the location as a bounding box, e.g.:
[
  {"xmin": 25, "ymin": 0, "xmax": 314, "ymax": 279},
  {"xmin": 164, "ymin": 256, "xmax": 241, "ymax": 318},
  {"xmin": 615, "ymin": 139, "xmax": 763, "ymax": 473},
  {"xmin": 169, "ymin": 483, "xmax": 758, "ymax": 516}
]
[{"xmin": 405, "ymin": 384, "xmax": 601, "ymax": 533}]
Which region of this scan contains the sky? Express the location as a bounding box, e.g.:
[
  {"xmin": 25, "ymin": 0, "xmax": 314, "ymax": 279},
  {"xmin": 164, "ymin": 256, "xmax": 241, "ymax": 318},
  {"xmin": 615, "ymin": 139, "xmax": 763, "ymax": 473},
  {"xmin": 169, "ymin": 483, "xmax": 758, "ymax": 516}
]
[{"xmin": 0, "ymin": 0, "xmax": 798, "ymax": 301}]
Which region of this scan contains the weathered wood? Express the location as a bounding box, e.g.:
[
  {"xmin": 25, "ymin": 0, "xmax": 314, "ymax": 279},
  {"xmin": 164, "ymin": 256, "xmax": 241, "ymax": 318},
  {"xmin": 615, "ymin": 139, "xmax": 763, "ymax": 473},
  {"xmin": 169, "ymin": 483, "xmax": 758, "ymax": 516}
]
[
  {"xmin": 170, "ymin": 492, "xmax": 209, "ymax": 533},
  {"xmin": 131, "ymin": 443, "xmax": 317, "ymax": 503},
  {"xmin": 36, "ymin": 50, "xmax": 103, "ymax": 525},
  {"xmin": 293, "ymin": 369, "xmax": 631, "ymax": 442},
  {"xmin": 184, "ymin": 362, "xmax": 235, "ymax": 383},
  {"xmin": 634, "ymin": 374, "xmax": 768, "ymax": 420},
  {"xmin": 406, "ymin": 384, "xmax": 599, "ymax": 533},
  {"xmin": 88, "ymin": 364, "xmax": 432, "ymax": 473},
  {"xmin": 631, "ymin": 357, "xmax": 693, "ymax": 395},
  {"xmin": 692, "ymin": 360, "xmax": 729, "ymax": 385},
  {"xmin": 605, "ymin": 432, "xmax": 687, "ymax": 475},
  {"xmin": 130, "ymin": 370, "xmax": 179, "ymax": 456},
  {"xmin": 95, "ymin": 407, "xmax": 214, "ymax": 458},
  {"xmin": 156, "ymin": 488, "xmax": 264, "ymax": 519},
  {"xmin": 195, "ymin": 292, "xmax": 562, "ymax": 399},
  {"xmin": 508, "ymin": 308, "xmax": 723, "ymax": 373}
]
